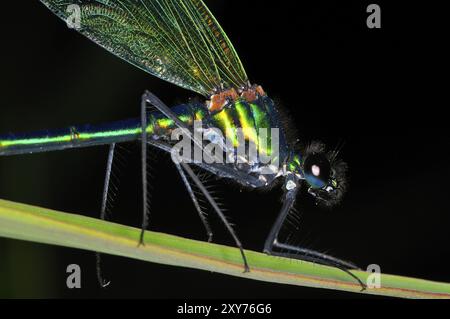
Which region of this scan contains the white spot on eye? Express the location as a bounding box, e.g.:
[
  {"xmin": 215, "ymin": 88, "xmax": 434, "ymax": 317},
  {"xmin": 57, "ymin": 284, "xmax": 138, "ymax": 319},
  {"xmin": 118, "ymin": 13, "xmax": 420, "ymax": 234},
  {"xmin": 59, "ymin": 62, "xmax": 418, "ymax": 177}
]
[
  {"xmin": 312, "ymin": 164, "xmax": 320, "ymax": 177},
  {"xmin": 286, "ymin": 180, "xmax": 296, "ymax": 190}
]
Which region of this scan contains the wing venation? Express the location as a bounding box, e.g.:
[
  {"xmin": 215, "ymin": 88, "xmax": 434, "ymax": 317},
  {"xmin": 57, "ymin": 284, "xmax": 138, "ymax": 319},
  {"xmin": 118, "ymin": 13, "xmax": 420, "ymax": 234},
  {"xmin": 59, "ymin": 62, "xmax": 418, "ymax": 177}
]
[{"xmin": 41, "ymin": 0, "xmax": 249, "ymax": 96}]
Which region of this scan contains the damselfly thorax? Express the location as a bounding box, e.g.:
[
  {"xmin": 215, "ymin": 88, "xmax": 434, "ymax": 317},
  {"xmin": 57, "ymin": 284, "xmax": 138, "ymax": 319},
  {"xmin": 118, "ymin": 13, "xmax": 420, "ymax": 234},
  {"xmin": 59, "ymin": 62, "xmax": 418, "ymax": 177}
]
[{"xmin": 151, "ymin": 86, "xmax": 291, "ymax": 188}]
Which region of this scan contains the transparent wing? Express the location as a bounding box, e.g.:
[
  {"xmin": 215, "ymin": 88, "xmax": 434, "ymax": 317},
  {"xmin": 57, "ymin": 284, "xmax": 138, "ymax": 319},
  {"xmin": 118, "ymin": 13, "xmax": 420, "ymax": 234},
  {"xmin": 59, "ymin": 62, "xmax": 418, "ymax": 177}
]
[{"xmin": 41, "ymin": 0, "xmax": 249, "ymax": 96}]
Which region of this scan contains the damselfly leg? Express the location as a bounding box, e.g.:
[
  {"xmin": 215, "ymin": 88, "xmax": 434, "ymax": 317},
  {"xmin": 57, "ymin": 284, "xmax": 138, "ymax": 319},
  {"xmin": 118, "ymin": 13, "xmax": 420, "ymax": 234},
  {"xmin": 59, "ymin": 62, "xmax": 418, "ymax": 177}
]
[
  {"xmin": 139, "ymin": 94, "xmax": 150, "ymax": 246},
  {"xmin": 174, "ymin": 163, "xmax": 213, "ymax": 242},
  {"xmin": 96, "ymin": 143, "xmax": 116, "ymax": 288},
  {"xmin": 178, "ymin": 162, "xmax": 250, "ymax": 272},
  {"xmin": 141, "ymin": 91, "xmax": 249, "ymax": 273},
  {"xmin": 263, "ymin": 180, "xmax": 365, "ymax": 290}
]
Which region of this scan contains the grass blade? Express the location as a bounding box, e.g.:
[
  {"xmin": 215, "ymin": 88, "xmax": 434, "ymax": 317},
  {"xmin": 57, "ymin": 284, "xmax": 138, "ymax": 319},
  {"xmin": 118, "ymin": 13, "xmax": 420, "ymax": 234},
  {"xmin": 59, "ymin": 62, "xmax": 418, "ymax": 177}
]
[{"xmin": 0, "ymin": 198, "xmax": 449, "ymax": 298}]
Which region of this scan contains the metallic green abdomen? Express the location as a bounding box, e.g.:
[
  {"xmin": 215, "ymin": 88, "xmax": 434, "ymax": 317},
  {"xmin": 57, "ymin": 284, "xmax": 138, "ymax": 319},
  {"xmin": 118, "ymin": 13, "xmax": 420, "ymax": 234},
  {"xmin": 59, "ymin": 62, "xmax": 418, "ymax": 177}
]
[{"xmin": 0, "ymin": 97, "xmax": 287, "ymax": 161}]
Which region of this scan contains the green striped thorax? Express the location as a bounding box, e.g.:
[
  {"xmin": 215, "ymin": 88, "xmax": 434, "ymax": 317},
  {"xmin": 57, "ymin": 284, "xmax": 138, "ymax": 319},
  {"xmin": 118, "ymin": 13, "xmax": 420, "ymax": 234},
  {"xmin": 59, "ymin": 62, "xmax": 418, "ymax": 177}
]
[{"xmin": 209, "ymin": 99, "xmax": 277, "ymax": 158}]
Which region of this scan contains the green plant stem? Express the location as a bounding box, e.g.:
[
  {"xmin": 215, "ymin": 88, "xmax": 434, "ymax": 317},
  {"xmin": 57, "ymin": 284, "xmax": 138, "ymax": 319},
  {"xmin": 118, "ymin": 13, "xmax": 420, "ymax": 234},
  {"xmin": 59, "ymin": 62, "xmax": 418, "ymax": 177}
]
[{"xmin": 0, "ymin": 198, "xmax": 449, "ymax": 298}]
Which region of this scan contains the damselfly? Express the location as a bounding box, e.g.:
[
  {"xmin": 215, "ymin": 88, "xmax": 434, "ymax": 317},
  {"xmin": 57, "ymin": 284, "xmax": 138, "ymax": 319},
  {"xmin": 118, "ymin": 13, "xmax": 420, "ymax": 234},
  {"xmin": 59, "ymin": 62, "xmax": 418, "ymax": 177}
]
[{"xmin": 0, "ymin": 0, "xmax": 362, "ymax": 287}]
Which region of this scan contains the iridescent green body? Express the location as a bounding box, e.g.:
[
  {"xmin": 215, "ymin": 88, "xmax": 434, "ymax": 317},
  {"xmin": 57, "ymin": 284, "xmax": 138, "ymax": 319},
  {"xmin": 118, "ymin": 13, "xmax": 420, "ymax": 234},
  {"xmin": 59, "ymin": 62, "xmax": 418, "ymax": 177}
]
[
  {"xmin": 151, "ymin": 97, "xmax": 287, "ymax": 158},
  {"xmin": 0, "ymin": 96, "xmax": 290, "ymax": 186}
]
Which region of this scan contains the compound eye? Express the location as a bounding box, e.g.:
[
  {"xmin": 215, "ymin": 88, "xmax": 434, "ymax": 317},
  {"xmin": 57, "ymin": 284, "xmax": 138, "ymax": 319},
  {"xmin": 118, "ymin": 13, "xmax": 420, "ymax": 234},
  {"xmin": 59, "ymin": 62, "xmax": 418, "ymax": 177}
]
[{"xmin": 304, "ymin": 154, "xmax": 331, "ymax": 189}]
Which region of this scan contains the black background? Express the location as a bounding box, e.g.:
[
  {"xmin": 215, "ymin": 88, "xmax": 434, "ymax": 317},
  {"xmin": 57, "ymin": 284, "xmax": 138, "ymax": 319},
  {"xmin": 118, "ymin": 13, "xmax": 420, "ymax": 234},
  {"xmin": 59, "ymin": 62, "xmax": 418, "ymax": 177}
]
[{"xmin": 0, "ymin": 1, "xmax": 448, "ymax": 298}]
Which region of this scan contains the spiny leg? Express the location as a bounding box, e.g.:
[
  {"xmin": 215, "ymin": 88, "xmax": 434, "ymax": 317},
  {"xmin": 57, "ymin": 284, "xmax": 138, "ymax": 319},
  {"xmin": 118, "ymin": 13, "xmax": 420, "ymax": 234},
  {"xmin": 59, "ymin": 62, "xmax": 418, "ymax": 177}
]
[
  {"xmin": 175, "ymin": 162, "xmax": 213, "ymax": 242},
  {"xmin": 139, "ymin": 94, "xmax": 150, "ymax": 246},
  {"xmin": 179, "ymin": 162, "xmax": 249, "ymax": 273},
  {"xmin": 264, "ymin": 193, "xmax": 358, "ymax": 269},
  {"xmin": 141, "ymin": 90, "xmax": 249, "ymax": 272},
  {"xmin": 138, "ymin": 90, "xmax": 175, "ymax": 245},
  {"xmin": 263, "ymin": 182, "xmax": 366, "ymax": 290},
  {"xmin": 95, "ymin": 143, "xmax": 116, "ymax": 288}
]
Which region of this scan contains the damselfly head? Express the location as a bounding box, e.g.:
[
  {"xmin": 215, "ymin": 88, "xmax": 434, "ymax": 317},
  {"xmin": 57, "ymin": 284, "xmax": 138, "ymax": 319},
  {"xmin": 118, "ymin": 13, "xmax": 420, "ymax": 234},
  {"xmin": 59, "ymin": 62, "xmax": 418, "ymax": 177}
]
[{"xmin": 287, "ymin": 141, "xmax": 348, "ymax": 207}]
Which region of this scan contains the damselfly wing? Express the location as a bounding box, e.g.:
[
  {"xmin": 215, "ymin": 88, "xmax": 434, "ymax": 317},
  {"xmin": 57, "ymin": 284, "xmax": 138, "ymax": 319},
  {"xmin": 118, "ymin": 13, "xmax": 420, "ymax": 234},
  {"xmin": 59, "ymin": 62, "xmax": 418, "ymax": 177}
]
[{"xmin": 41, "ymin": 0, "xmax": 248, "ymax": 96}]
